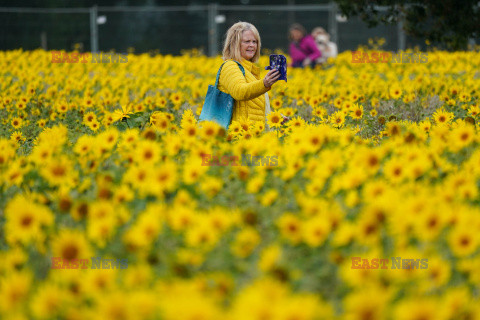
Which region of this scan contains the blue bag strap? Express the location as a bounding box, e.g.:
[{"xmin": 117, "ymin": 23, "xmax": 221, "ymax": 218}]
[{"xmin": 214, "ymin": 60, "xmax": 246, "ymax": 88}]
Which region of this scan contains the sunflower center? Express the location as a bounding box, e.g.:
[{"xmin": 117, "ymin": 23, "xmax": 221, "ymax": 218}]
[
  {"xmin": 52, "ymin": 165, "xmax": 66, "ymax": 177},
  {"xmin": 375, "ymin": 210, "xmax": 385, "ymax": 223},
  {"xmin": 360, "ymin": 309, "xmax": 375, "ymax": 320},
  {"xmin": 364, "ymin": 224, "xmax": 376, "ymax": 235},
  {"xmin": 21, "ymin": 215, "xmax": 33, "ymax": 227},
  {"xmin": 368, "ymin": 156, "xmax": 379, "ymax": 167},
  {"xmin": 428, "ymin": 218, "xmax": 438, "ymax": 228},
  {"xmin": 460, "ymin": 236, "xmax": 471, "ymax": 247},
  {"xmin": 77, "ymin": 203, "xmax": 88, "ymax": 218},
  {"xmin": 9, "ymin": 172, "xmax": 20, "ymax": 181},
  {"xmin": 62, "ymin": 244, "xmax": 79, "ymax": 260},
  {"xmin": 288, "ymin": 223, "xmax": 297, "ymax": 232},
  {"xmin": 144, "ymin": 150, "xmax": 153, "ymax": 160},
  {"xmin": 59, "ymin": 198, "xmax": 72, "ymax": 212},
  {"xmin": 144, "ymin": 131, "xmax": 156, "ymax": 140}
]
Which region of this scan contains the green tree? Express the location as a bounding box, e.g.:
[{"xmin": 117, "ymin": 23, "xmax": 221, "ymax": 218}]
[{"xmin": 334, "ymin": 0, "xmax": 480, "ymax": 50}]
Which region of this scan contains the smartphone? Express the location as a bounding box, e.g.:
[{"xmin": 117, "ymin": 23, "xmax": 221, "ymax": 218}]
[{"xmin": 265, "ymin": 54, "xmax": 287, "ymax": 82}]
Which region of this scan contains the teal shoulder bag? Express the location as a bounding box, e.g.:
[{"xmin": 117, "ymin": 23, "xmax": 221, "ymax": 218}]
[{"xmin": 199, "ymin": 60, "xmax": 245, "ymax": 129}]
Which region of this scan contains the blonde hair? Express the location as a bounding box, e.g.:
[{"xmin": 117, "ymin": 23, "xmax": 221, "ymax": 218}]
[
  {"xmin": 222, "ymin": 22, "xmax": 261, "ymax": 63},
  {"xmin": 312, "ymin": 27, "xmax": 328, "ymax": 36}
]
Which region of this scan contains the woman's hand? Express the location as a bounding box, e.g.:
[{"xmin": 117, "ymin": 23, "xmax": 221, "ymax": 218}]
[{"xmin": 263, "ymin": 69, "xmax": 281, "ymax": 88}]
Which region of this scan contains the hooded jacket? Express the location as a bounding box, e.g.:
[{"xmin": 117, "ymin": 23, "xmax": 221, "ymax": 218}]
[{"xmin": 289, "ymin": 35, "xmax": 322, "ymax": 66}]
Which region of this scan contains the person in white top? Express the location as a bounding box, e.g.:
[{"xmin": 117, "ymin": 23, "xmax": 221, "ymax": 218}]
[{"xmin": 311, "ymin": 27, "xmax": 338, "ymax": 64}]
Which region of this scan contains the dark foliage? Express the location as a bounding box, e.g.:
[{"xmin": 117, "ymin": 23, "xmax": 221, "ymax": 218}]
[{"xmin": 335, "ymin": 0, "xmax": 480, "ymax": 50}]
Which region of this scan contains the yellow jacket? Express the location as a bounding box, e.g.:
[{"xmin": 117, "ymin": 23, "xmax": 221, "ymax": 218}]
[{"xmin": 217, "ymin": 59, "xmax": 270, "ymax": 125}]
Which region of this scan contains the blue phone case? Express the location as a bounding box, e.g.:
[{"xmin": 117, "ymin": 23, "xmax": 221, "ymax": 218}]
[{"xmin": 265, "ymin": 54, "xmax": 287, "ymax": 81}]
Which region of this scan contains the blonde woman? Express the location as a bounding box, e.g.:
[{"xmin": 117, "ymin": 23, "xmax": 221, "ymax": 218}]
[{"xmin": 217, "ymin": 22, "xmax": 281, "ymax": 128}]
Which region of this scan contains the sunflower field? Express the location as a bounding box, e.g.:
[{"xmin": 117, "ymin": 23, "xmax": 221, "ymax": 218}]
[{"xmin": 1, "ymin": 47, "xmax": 480, "ymax": 319}]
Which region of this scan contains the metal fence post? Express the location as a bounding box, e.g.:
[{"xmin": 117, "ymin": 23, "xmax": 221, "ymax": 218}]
[
  {"xmin": 329, "ymin": 2, "xmax": 338, "ymax": 44},
  {"xmin": 208, "ymin": 3, "xmax": 219, "ymax": 57},
  {"xmin": 288, "ymin": 0, "xmax": 295, "ymax": 27},
  {"xmin": 40, "ymin": 31, "xmax": 47, "ymax": 50},
  {"xmin": 397, "ymin": 9, "xmax": 405, "ymax": 51},
  {"xmin": 90, "ymin": 5, "xmax": 99, "ymax": 53}
]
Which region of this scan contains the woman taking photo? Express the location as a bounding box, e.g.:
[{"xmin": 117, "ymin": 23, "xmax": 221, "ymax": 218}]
[{"xmin": 217, "ymin": 22, "xmax": 281, "ymax": 128}]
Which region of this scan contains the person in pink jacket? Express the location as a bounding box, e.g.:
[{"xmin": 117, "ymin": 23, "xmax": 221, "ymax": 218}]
[{"xmin": 288, "ymin": 23, "xmax": 322, "ymax": 68}]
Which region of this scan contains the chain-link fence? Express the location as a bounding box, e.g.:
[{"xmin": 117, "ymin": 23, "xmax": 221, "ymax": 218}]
[{"xmin": 0, "ymin": 4, "xmax": 420, "ymax": 55}]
